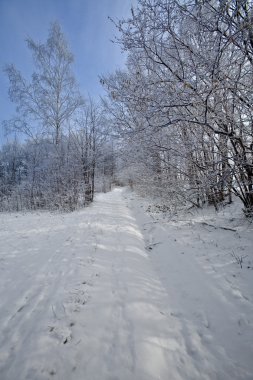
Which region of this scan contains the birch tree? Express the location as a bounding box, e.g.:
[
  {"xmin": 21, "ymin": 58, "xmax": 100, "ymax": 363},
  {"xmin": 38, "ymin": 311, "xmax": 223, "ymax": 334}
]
[{"xmin": 4, "ymin": 22, "xmax": 83, "ymax": 145}]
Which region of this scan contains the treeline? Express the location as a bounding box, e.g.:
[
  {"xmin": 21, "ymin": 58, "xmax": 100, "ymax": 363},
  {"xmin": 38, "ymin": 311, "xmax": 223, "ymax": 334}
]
[
  {"xmin": 0, "ymin": 23, "xmax": 114, "ymax": 211},
  {"xmin": 102, "ymin": 0, "xmax": 253, "ymax": 216},
  {"xmin": 0, "ymin": 111, "xmax": 114, "ymax": 211}
]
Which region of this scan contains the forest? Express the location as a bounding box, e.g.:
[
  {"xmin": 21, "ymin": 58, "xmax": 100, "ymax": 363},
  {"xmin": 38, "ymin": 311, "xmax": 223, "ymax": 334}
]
[
  {"xmin": 1, "ymin": 0, "xmax": 253, "ymax": 216},
  {"xmin": 1, "ymin": 2, "xmax": 253, "ymax": 379}
]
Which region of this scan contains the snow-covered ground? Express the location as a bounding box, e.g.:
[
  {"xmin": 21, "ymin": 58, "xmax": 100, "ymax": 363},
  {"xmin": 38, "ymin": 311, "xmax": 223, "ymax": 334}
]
[{"xmin": 0, "ymin": 188, "xmax": 252, "ymax": 380}]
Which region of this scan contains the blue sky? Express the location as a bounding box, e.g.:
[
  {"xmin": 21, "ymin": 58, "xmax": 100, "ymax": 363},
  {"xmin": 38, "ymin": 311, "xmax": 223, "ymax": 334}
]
[{"xmin": 0, "ymin": 0, "xmax": 136, "ymax": 142}]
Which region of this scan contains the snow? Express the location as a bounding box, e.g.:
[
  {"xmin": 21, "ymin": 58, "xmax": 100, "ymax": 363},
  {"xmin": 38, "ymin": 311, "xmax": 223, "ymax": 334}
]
[{"xmin": 0, "ymin": 187, "xmax": 253, "ymax": 380}]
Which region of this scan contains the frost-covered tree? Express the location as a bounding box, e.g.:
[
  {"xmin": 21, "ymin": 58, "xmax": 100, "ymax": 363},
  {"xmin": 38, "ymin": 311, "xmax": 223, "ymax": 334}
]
[
  {"xmin": 69, "ymin": 99, "xmax": 108, "ymax": 203},
  {"xmin": 4, "ymin": 22, "xmax": 83, "ymax": 145},
  {"xmin": 102, "ymin": 0, "xmax": 253, "ymax": 215},
  {"xmin": 0, "ymin": 100, "xmax": 113, "ymax": 211},
  {"xmin": 1, "ymin": 23, "xmax": 114, "ymax": 211}
]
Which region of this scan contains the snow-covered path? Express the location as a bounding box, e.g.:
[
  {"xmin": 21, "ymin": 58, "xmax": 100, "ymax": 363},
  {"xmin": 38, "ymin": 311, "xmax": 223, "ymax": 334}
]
[{"xmin": 0, "ymin": 188, "xmax": 252, "ymax": 380}]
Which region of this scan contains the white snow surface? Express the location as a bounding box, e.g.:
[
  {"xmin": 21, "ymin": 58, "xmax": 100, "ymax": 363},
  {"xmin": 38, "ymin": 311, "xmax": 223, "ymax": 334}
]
[{"xmin": 0, "ymin": 187, "xmax": 253, "ymax": 380}]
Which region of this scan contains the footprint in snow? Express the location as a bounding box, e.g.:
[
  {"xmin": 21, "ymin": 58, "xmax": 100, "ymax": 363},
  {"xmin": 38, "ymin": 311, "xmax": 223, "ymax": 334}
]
[
  {"xmin": 48, "ymin": 325, "xmax": 73, "ymax": 345},
  {"xmin": 82, "ymin": 280, "xmax": 93, "ymax": 286}
]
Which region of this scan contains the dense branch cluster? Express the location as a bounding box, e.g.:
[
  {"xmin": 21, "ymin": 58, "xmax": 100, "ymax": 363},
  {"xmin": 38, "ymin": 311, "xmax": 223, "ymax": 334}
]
[{"xmin": 102, "ymin": 0, "xmax": 253, "ymax": 215}]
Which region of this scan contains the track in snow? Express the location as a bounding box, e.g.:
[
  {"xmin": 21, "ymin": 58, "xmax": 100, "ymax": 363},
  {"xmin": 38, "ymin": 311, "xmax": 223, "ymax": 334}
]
[{"xmin": 0, "ymin": 188, "xmax": 252, "ymax": 380}]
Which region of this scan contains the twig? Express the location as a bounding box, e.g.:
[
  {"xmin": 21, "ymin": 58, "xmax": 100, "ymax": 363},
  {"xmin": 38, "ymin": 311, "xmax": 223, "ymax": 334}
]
[
  {"xmin": 145, "ymin": 242, "xmax": 162, "ymax": 250},
  {"xmin": 231, "ymin": 251, "xmax": 248, "ymax": 269},
  {"xmin": 201, "ymin": 222, "xmax": 236, "ymax": 232}
]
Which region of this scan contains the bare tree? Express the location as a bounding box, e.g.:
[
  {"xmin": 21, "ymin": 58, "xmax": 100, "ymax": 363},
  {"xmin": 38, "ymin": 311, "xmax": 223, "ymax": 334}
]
[{"xmin": 4, "ymin": 22, "xmax": 83, "ymax": 145}]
